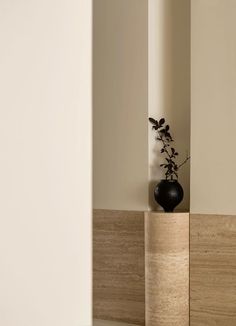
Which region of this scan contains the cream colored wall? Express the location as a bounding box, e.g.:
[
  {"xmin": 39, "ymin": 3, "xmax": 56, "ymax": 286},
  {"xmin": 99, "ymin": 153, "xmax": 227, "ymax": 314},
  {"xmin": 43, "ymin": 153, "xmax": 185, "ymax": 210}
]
[
  {"xmin": 93, "ymin": 0, "xmax": 148, "ymax": 210},
  {"xmin": 0, "ymin": 1, "xmax": 92, "ymax": 325},
  {"xmin": 148, "ymin": 0, "xmax": 191, "ymax": 211},
  {"xmin": 191, "ymin": 0, "xmax": 236, "ymax": 215}
]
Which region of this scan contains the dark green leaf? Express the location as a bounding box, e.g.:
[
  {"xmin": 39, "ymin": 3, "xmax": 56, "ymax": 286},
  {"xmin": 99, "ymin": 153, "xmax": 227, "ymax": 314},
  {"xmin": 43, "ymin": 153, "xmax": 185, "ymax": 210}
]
[
  {"xmin": 159, "ymin": 118, "xmax": 165, "ymax": 125},
  {"xmin": 149, "ymin": 117, "xmax": 158, "ymax": 125}
]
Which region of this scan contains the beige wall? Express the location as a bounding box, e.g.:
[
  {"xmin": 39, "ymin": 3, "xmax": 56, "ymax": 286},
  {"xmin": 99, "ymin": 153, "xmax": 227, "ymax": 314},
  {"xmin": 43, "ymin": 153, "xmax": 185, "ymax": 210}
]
[
  {"xmin": 191, "ymin": 0, "xmax": 236, "ymax": 214},
  {"xmin": 93, "ymin": 0, "xmax": 148, "ymax": 210},
  {"xmin": 0, "ymin": 1, "xmax": 92, "ymax": 325},
  {"xmin": 148, "ymin": 0, "xmax": 191, "ymax": 211}
]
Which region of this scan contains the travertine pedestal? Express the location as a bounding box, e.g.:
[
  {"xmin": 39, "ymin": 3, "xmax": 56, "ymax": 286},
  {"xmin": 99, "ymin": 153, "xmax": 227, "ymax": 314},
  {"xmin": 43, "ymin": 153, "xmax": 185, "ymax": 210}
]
[{"xmin": 145, "ymin": 212, "xmax": 189, "ymax": 326}]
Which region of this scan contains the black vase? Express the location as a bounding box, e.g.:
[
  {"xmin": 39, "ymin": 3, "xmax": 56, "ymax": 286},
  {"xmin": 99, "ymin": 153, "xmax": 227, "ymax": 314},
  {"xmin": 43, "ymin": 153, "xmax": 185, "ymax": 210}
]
[{"xmin": 154, "ymin": 179, "xmax": 184, "ymax": 212}]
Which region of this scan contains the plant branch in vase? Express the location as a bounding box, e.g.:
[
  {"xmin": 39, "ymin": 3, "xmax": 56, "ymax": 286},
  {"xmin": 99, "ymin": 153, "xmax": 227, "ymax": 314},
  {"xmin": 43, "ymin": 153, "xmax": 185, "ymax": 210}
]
[{"xmin": 149, "ymin": 117, "xmax": 190, "ymax": 212}]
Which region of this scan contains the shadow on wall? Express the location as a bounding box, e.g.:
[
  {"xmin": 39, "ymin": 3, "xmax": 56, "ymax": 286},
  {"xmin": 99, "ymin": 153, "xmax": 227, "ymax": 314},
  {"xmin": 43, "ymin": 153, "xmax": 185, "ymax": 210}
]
[
  {"xmin": 93, "ymin": 0, "xmax": 148, "ymax": 211},
  {"xmin": 149, "ymin": 0, "xmax": 190, "ymax": 211}
]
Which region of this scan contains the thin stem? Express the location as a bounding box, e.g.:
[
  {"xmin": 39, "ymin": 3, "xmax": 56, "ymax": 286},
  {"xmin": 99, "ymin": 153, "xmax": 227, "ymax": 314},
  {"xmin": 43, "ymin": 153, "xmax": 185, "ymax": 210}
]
[
  {"xmin": 157, "ymin": 130, "xmax": 172, "ymax": 159},
  {"xmin": 157, "ymin": 129, "xmax": 174, "ymax": 180},
  {"xmin": 178, "ymin": 156, "xmax": 190, "ymax": 169}
]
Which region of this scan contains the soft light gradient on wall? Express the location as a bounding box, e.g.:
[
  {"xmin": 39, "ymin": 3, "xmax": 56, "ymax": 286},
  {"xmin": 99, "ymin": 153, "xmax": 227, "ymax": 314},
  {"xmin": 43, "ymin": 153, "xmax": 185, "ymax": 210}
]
[
  {"xmin": 0, "ymin": 1, "xmax": 92, "ymax": 325},
  {"xmin": 149, "ymin": 0, "xmax": 190, "ymax": 211}
]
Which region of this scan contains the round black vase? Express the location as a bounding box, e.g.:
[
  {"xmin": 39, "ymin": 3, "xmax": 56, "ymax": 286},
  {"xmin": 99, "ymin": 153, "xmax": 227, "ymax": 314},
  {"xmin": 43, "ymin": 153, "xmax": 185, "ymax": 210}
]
[{"xmin": 154, "ymin": 179, "xmax": 184, "ymax": 212}]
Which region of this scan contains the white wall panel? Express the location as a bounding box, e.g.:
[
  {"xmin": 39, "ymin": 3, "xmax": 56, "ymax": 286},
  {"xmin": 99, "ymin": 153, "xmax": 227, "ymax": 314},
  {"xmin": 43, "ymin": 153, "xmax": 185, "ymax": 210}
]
[{"xmin": 0, "ymin": 0, "xmax": 92, "ymax": 325}]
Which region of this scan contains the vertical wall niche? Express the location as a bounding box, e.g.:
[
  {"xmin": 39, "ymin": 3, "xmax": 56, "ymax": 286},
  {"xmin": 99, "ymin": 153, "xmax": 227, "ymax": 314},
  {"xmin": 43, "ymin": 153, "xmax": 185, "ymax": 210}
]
[
  {"xmin": 148, "ymin": 0, "xmax": 191, "ymax": 211},
  {"xmin": 93, "ymin": 0, "xmax": 190, "ymax": 212}
]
